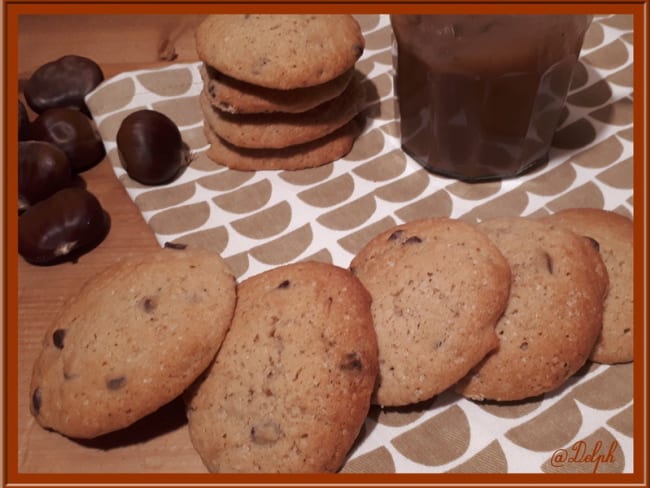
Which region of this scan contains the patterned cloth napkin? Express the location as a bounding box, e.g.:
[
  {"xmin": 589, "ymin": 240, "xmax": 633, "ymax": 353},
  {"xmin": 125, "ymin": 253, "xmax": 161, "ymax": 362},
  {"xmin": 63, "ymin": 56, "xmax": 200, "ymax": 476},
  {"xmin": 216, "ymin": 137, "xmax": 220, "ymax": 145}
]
[{"xmin": 86, "ymin": 14, "xmax": 634, "ymax": 473}]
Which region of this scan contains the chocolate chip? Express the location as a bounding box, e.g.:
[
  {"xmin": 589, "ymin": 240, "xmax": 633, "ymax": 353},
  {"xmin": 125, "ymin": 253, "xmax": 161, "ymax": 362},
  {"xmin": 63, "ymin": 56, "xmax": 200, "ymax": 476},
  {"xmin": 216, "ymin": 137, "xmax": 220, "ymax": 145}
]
[
  {"xmin": 584, "ymin": 236, "xmax": 600, "ymax": 252},
  {"xmin": 164, "ymin": 241, "xmax": 187, "ymax": 250},
  {"xmin": 140, "ymin": 296, "xmax": 157, "ymax": 313},
  {"xmin": 520, "ymin": 341, "xmax": 529, "ymax": 351},
  {"xmin": 340, "ymin": 352, "xmax": 363, "ymax": 371},
  {"xmin": 388, "ymin": 230, "xmax": 404, "ymax": 241},
  {"xmin": 277, "ymin": 279, "xmax": 290, "ymax": 289},
  {"xmin": 106, "ymin": 376, "xmax": 126, "ymax": 390},
  {"xmin": 544, "ymin": 252, "xmax": 553, "ymax": 274},
  {"xmin": 31, "ymin": 388, "xmax": 42, "ymax": 415},
  {"xmin": 52, "ymin": 328, "xmax": 66, "ymax": 349}
]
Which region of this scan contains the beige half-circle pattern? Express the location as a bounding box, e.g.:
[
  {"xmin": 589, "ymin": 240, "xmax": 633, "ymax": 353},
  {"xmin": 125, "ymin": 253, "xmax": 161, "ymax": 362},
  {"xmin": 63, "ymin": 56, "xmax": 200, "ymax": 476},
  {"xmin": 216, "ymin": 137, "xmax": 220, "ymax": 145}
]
[
  {"xmin": 152, "ymin": 95, "xmax": 203, "ymax": 127},
  {"xmin": 137, "ymin": 67, "xmax": 193, "ymax": 97},
  {"xmin": 394, "ymin": 190, "xmax": 454, "ymax": 222},
  {"xmin": 505, "ymin": 397, "xmax": 583, "ymax": 452},
  {"xmin": 569, "ymin": 363, "xmax": 633, "ymax": 409},
  {"xmin": 230, "ymin": 201, "xmax": 292, "ymax": 239},
  {"xmin": 582, "ymin": 19, "xmax": 605, "ymax": 49},
  {"xmin": 597, "ymin": 157, "xmax": 633, "ymax": 188},
  {"xmin": 297, "ymin": 173, "xmax": 355, "ymax": 208},
  {"xmin": 147, "ymin": 201, "xmax": 210, "ymax": 235},
  {"xmin": 583, "ymin": 39, "xmax": 630, "ymax": 69},
  {"xmin": 168, "ymin": 225, "xmax": 229, "ymax": 255},
  {"xmin": 85, "ymin": 14, "xmax": 635, "ymax": 473},
  {"xmin": 340, "ymin": 446, "xmax": 396, "ymax": 473},
  {"xmin": 569, "ymin": 134, "xmax": 624, "ymax": 169},
  {"xmin": 317, "ymin": 194, "xmax": 377, "ymax": 231},
  {"xmin": 190, "ymin": 150, "xmax": 223, "ymax": 172},
  {"xmin": 278, "ymin": 164, "xmax": 334, "ymax": 185},
  {"xmin": 353, "ymin": 149, "xmax": 407, "ymax": 182},
  {"xmin": 212, "ymin": 179, "xmax": 272, "ymax": 213},
  {"xmin": 134, "ymin": 181, "xmax": 196, "ymax": 211},
  {"xmin": 447, "ymin": 440, "xmax": 508, "ymax": 473},
  {"xmin": 607, "ymin": 405, "xmax": 633, "ymax": 437},
  {"xmin": 86, "ymin": 77, "xmax": 135, "ymax": 116},
  {"xmin": 197, "ymin": 170, "xmax": 254, "ymax": 192},
  {"xmin": 392, "ymin": 405, "xmax": 470, "ymax": 466}
]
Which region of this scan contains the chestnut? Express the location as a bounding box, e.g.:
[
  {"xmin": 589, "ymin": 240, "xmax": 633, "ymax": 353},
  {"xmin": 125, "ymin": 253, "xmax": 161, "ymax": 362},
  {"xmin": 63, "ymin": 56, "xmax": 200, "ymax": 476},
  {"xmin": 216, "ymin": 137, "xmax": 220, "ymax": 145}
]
[
  {"xmin": 19, "ymin": 187, "xmax": 110, "ymax": 265},
  {"xmin": 19, "ymin": 141, "xmax": 73, "ymax": 213},
  {"xmin": 31, "ymin": 107, "xmax": 106, "ymax": 173},
  {"xmin": 19, "ymin": 100, "xmax": 31, "ymax": 141},
  {"xmin": 23, "ymin": 55, "xmax": 104, "ymax": 116},
  {"xmin": 116, "ymin": 109, "xmax": 191, "ymax": 185}
]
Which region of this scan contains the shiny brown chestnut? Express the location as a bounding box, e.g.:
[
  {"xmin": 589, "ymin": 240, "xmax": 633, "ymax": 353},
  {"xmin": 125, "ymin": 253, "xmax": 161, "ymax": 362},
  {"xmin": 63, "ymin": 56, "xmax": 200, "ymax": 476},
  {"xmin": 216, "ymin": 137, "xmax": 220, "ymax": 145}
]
[
  {"xmin": 23, "ymin": 55, "xmax": 104, "ymax": 116},
  {"xmin": 19, "ymin": 100, "xmax": 31, "ymax": 141},
  {"xmin": 19, "ymin": 187, "xmax": 110, "ymax": 265},
  {"xmin": 116, "ymin": 109, "xmax": 191, "ymax": 185},
  {"xmin": 31, "ymin": 107, "xmax": 106, "ymax": 173},
  {"xmin": 19, "ymin": 141, "xmax": 73, "ymax": 213}
]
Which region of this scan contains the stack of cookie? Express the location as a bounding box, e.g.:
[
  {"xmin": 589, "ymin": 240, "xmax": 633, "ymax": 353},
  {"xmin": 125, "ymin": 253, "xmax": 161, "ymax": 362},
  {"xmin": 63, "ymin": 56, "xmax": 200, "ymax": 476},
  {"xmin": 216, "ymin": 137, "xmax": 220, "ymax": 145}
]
[{"xmin": 195, "ymin": 14, "xmax": 367, "ymax": 171}]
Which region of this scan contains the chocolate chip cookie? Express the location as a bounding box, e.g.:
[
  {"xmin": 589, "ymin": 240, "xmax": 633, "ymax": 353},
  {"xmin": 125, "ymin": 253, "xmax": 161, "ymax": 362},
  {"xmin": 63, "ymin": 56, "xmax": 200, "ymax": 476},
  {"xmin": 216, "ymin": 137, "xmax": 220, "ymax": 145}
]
[
  {"xmin": 195, "ymin": 14, "xmax": 364, "ymax": 89},
  {"xmin": 29, "ymin": 248, "xmax": 237, "ymax": 439},
  {"xmin": 186, "ymin": 261, "xmax": 378, "ymax": 472},
  {"xmin": 350, "ymin": 218, "xmax": 511, "ymax": 407},
  {"xmin": 542, "ymin": 208, "xmax": 633, "ymax": 363},
  {"xmin": 456, "ymin": 217, "xmax": 609, "ymax": 402}
]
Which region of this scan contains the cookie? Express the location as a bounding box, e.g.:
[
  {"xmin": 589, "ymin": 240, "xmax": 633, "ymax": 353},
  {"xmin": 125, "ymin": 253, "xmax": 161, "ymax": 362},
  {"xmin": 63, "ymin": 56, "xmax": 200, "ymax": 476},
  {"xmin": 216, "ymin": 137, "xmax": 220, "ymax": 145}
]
[
  {"xmin": 542, "ymin": 208, "xmax": 633, "ymax": 363},
  {"xmin": 203, "ymin": 116, "xmax": 363, "ymax": 171},
  {"xmin": 195, "ymin": 14, "xmax": 364, "ymax": 89},
  {"xmin": 185, "ymin": 261, "xmax": 378, "ymax": 473},
  {"xmin": 455, "ymin": 217, "xmax": 609, "ymax": 402},
  {"xmin": 349, "ymin": 218, "xmax": 511, "ymax": 407},
  {"xmin": 200, "ymin": 76, "xmax": 363, "ymax": 149},
  {"xmin": 29, "ymin": 248, "xmax": 237, "ymax": 439},
  {"xmin": 201, "ymin": 64, "xmax": 354, "ymax": 114}
]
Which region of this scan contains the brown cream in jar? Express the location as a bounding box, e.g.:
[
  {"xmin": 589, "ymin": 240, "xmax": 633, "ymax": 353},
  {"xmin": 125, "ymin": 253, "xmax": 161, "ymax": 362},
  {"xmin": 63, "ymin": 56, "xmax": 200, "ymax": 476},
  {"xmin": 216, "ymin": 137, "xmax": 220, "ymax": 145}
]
[{"xmin": 391, "ymin": 15, "xmax": 591, "ymax": 181}]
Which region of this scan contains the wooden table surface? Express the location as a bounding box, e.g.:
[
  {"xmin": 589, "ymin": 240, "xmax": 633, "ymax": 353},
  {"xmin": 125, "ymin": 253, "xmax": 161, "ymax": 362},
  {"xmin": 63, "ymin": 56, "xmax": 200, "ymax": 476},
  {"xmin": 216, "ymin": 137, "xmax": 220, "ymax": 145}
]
[{"xmin": 17, "ymin": 14, "xmax": 213, "ymax": 473}]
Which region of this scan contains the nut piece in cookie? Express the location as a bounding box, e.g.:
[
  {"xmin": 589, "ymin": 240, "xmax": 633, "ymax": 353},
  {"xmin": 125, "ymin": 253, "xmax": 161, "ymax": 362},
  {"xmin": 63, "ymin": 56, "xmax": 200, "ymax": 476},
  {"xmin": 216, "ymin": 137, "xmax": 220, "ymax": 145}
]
[
  {"xmin": 29, "ymin": 248, "xmax": 237, "ymax": 439},
  {"xmin": 186, "ymin": 261, "xmax": 378, "ymax": 473},
  {"xmin": 350, "ymin": 217, "xmax": 511, "ymax": 407},
  {"xmin": 456, "ymin": 217, "xmax": 609, "ymax": 402}
]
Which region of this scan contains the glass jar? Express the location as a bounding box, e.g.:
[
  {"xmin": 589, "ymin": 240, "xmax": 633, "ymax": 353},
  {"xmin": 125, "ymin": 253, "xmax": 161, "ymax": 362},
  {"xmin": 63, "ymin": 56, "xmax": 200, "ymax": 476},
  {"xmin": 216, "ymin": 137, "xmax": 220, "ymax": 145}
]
[{"xmin": 390, "ymin": 14, "xmax": 592, "ymax": 181}]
